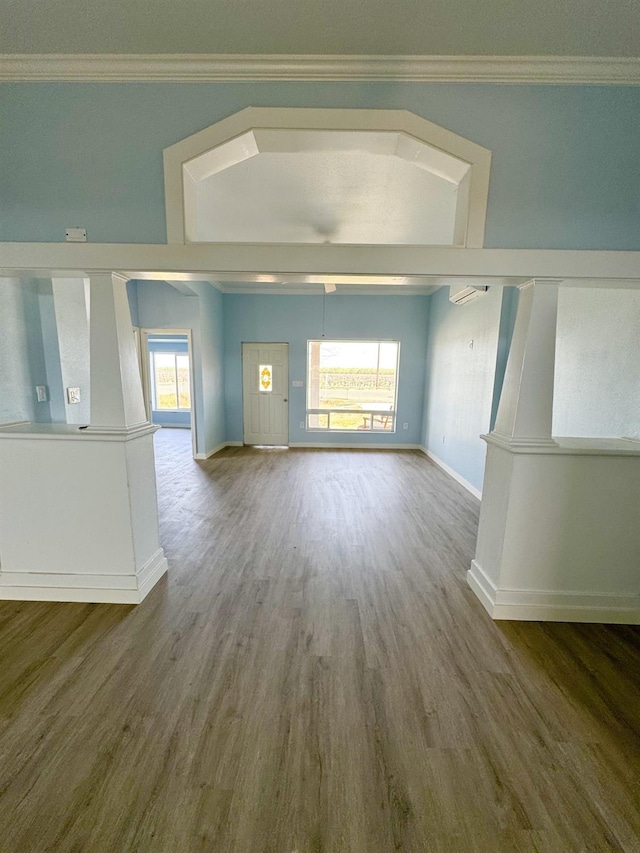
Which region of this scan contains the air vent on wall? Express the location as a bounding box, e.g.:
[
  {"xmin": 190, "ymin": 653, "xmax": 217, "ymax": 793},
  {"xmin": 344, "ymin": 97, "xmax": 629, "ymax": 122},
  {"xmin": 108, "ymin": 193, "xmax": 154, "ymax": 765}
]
[{"xmin": 449, "ymin": 284, "xmax": 488, "ymax": 305}]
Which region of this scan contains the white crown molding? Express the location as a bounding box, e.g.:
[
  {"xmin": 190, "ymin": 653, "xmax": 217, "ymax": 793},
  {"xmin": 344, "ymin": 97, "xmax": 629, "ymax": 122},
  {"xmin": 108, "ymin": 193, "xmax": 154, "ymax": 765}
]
[{"xmin": 2, "ymin": 54, "xmax": 640, "ymax": 85}]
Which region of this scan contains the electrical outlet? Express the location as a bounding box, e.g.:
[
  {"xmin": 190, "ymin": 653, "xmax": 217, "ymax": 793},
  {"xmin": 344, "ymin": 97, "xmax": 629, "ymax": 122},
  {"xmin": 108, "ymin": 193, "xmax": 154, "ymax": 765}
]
[
  {"xmin": 36, "ymin": 385, "xmax": 48, "ymax": 402},
  {"xmin": 402, "ymin": 422, "xmax": 408, "ymax": 430}
]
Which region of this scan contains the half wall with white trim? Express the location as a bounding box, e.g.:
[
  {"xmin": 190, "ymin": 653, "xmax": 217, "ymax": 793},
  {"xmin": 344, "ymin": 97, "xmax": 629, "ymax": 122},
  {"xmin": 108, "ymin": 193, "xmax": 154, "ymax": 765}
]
[{"xmin": 469, "ymin": 281, "xmax": 640, "ymax": 623}]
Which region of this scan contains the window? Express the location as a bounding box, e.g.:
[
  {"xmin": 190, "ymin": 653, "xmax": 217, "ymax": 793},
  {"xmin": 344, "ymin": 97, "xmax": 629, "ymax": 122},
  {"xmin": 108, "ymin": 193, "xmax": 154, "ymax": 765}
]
[
  {"xmin": 307, "ymin": 340, "xmax": 399, "ymax": 431},
  {"xmin": 259, "ymin": 364, "xmax": 273, "ymax": 392},
  {"xmin": 150, "ymin": 352, "xmax": 191, "ymax": 411}
]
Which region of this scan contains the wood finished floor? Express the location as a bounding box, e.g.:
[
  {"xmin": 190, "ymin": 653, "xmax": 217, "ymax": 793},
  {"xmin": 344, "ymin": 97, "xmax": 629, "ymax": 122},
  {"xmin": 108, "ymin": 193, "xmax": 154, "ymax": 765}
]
[{"xmin": 0, "ymin": 429, "xmax": 639, "ymax": 852}]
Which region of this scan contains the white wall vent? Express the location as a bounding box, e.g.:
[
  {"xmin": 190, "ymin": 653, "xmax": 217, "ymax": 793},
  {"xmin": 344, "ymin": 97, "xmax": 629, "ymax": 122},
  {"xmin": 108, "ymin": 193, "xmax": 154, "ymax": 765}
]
[{"xmin": 449, "ymin": 284, "xmax": 488, "ymax": 305}]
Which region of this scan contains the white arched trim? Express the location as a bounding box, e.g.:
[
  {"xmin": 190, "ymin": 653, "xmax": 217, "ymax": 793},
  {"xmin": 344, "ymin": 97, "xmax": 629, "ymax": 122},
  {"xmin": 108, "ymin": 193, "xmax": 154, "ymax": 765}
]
[{"xmin": 163, "ymin": 107, "xmax": 492, "ymax": 248}]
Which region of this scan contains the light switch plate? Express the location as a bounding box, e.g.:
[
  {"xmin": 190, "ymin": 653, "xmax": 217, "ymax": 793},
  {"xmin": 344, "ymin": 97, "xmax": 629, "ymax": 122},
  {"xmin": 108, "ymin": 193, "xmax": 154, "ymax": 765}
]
[
  {"xmin": 36, "ymin": 385, "xmax": 48, "ymax": 402},
  {"xmin": 291, "ymin": 380, "xmax": 304, "ymax": 387},
  {"xmin": 65, "ymin": 227, "xmax": 87, "ymax": 242}
]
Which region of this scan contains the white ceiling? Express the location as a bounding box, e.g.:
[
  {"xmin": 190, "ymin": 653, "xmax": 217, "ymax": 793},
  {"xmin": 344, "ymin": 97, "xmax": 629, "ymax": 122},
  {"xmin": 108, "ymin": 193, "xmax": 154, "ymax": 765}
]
[
  {"xmin": 184, "ymin": 128, "xmax": 470, "ymax": 246},
  {"xmin": 193, "ymin": 151, "xmax": 458, "ymax": 245},
  {"xmin": 2, "ymin": 0, "xmax": 639, "ymax": 56},
  {"xmin": 141, "ymin": 272, "xmax": 529, "ymax": 297}
]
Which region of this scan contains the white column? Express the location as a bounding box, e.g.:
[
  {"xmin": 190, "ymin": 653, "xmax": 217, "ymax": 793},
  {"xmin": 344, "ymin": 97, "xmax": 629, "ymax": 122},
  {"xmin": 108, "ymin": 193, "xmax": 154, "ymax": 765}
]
[
  {"xmin": 492, "ymin": 280, "xmax": 561, "ymax": 446},
  {"xmin": 88, "ymin": 273, "xmax": 147, "ymax": 431}
]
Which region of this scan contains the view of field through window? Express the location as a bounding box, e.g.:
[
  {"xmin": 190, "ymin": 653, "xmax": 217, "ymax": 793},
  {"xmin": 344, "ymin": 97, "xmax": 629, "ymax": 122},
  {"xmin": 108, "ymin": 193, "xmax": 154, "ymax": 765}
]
[
  {"xmin": 151, "ymin": 352, "xmax": 191, "ymax": 410},
  {"xmin": 307, "ymin": 340, "xmax": 399, "ymax": 430}
]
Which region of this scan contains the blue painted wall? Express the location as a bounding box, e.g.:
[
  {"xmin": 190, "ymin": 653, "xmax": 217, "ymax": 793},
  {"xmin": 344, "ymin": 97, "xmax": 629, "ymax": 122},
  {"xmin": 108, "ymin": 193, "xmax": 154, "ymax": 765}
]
[
  {"xmin": 2, "ymin": 82, "xmax": 639, "ymax": 249},
  {"xmin": 191, "ymin": 282, "xmax": 226, "ymax": 454},
  {"xmin": 0, "ymin": 277, "xmax": 70, "ymax": 425},
  {"xmin": 422, "ymin": 285, "xmax": 509, "ymax": 494},
  {"xmin": 126, "ymin": 280, "xmax": 140, "ymax": 326},
  {"xmin": 23, "ymin": 282, "xmax": 55, "ymax": 424},
  {"xmin": 151, "ymin": 409, "xmax": 190, "ymax": 427},
  {"xmin": 0, "ymin": 279, "xmax": 44, "ymax": 423},
  {"xmin": 223, "ymin": 293, "xmax": 429, "ymax": 445}
]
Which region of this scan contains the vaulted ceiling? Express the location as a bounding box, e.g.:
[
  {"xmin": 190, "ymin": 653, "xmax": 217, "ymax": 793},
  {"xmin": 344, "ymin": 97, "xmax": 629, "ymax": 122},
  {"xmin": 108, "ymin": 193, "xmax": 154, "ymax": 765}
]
[
  {"xmin": 194, "ymin": 151, "xmax": 458, "ymax": 245},
  {"xmin": 183, "ymin": 128, "xmax": 471, "ymax": 246},
  {"xmin": 2, "ymin": 0, "xmax": 639, "ymax": 56}
]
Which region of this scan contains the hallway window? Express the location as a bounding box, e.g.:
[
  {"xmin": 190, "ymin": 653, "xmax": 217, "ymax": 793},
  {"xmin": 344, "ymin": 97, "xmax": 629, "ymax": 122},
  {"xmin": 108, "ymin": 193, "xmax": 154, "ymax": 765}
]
[
  {"xmin": 151, "ymin": 352, "xmax": 191, "ymax": 411},
  {"xmin": 307, "ymin": 340, "xmax": 399, "ymax": 431}
]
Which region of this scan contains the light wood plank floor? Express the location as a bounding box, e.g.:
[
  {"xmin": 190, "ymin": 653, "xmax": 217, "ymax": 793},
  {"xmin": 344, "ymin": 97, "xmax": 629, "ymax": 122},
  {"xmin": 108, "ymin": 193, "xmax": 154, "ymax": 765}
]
[{"xmin": 0, "ymin": 428, "xmax": 639, "ymax": 852}]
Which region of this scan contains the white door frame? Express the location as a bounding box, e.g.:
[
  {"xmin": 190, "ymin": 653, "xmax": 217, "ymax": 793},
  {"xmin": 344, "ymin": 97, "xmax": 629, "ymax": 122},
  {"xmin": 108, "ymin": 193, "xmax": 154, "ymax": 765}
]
[{"xmin": 141, "ymin": 328, "xmax": 198, "ymax": 460}]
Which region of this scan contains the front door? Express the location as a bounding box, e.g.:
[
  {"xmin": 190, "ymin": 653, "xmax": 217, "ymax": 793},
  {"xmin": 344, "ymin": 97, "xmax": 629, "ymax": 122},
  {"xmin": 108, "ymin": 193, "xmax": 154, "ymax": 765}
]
[{"xmin": 242, "ymin": 343, "xmax": 289, "ymax": 445}]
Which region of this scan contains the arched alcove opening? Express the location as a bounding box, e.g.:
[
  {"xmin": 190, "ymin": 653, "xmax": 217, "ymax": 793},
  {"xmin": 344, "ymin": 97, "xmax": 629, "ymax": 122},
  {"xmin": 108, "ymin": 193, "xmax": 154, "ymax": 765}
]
[{"xmin": 163, "ymin": 108, "xmax": 491, "ymax": 247}]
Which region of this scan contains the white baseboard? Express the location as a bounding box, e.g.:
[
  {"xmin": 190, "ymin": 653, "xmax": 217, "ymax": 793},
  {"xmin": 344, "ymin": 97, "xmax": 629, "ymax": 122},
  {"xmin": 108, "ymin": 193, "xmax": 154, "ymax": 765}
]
[
  {"xmin": 194, "ymin": 440, "xmax": 243, "ymax": 459},
  {"xmin": 466, "ymin": 560, "xmax": 500, "ymax": 616},
  {"xmin": 289, "ymin": 441, "xmax": 422, "ymax": 450},
  {"xmin": 420, "ymin": 447, "xmax": 482, "ymax": 500},
  {"xmin": 137, "ymin": 549, "xmax": 169, "ymax": 601},
  {"xmin": 467, "ymin": 559, "xmax": 640, "ymax": 624},
  {"xmin": 155, "ymin": 423, "xmax": 191, "ymax": 429},
  {"xmin": 0, "ymin": 548, "xmax": 168, "ymax": 605},
  {"xmin": 195, "ymin": 443, "xmax": 225, "ymax": 459},
  {"xmin": 200, "ymin": 441, "xmax": 426, "ymax": 454}
]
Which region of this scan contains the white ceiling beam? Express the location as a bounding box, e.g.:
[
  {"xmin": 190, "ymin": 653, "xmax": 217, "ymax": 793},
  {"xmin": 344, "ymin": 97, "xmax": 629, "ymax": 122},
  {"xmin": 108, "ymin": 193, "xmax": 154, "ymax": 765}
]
[{"xmin": 1, "ymin": 242, "xmax": 639, "ymax": 284}]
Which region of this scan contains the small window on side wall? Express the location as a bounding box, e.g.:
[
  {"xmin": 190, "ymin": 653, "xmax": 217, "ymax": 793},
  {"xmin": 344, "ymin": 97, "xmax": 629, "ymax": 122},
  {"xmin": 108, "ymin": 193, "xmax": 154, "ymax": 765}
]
[{"xmin": 151, "ymin": 352, "xmax": 191, "ymax": 411}]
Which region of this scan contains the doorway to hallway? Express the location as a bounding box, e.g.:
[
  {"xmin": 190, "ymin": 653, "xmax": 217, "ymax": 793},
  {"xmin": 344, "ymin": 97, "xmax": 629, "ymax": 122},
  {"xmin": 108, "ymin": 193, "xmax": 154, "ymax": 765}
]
[{"xmin": 140, "ymin": 328, "xmax": 197, "ymax": 458}]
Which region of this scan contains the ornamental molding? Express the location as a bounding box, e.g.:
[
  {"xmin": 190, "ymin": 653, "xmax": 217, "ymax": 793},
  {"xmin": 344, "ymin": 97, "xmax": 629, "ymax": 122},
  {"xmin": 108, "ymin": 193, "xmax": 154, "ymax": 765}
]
[{"xmin": 2, "ymin": 54, "xmax": 640, "ymax": 84}]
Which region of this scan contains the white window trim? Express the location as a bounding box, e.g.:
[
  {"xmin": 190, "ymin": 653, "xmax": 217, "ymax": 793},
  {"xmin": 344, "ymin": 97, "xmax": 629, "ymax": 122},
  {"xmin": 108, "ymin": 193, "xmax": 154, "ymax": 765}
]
[
  {"xmin": 150, "ymin": 350, "xmax": 192, "ymax": 412},
  {"xmin": 306, "ymin": 339, "xmax": 400, "ymax": 434}
]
